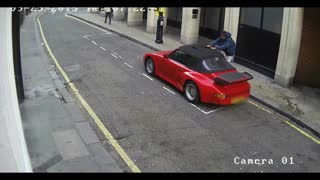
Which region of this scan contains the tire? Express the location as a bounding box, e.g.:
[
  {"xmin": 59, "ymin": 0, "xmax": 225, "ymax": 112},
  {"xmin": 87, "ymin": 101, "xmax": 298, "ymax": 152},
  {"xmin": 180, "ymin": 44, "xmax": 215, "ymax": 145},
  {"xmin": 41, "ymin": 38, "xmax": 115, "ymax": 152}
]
[
  {"xmin": 145, "ymin": 57, "xmax": 155, "ymax": 76},
  {"xmin": 184, "ymin": 81, "xmax": 200, "ymax": 103}
]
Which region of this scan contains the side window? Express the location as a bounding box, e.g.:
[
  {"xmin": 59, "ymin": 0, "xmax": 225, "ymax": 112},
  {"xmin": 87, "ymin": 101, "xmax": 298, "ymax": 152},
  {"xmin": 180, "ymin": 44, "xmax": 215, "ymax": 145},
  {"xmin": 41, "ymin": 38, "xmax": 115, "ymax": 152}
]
[
  {"xmin": 168, "ymin": 49, "xmax": 189, "ymax": 65},
  {"xmin": 168, "ymin": 49, "xmax": 181, "ymax": 61}
]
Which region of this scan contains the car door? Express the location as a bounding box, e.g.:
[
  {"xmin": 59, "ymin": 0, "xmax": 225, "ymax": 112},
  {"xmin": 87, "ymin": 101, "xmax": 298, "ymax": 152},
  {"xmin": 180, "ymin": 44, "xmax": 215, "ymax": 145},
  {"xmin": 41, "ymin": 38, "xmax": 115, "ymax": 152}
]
[{"xmin": 165, "ymin": 49, "xmax": 189, "ymax": 86}]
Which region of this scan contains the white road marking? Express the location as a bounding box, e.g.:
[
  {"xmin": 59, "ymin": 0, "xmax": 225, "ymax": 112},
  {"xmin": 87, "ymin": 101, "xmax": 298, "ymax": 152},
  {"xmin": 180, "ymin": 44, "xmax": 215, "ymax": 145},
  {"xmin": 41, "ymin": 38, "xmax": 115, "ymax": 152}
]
[
  {"xmin": 83, "ymin": 36, "xmax": 90, "ymax": 40},
  {"xmin": 163, "ymin": 87, "xmax": 176, "ymax": 95},
  {"xmin": 190, "ymin": 103, "xmax": 208, "ymax": 114},
  {"xmin": 111, "ymin": 53, "xmax": 118, "ymax": 58},
  {"xmin": 91, "ymin": 41, "xmax": 97, "ymax": 45},
  {"xmin": 124, "ymin": 62, "xmax": 134, "ymax": 69},
  {"xmin": 119, "ymin": 56, "xmax": 123, "ymax": 59},
  {"xmin": 190, "ymin": 103, "xmax": 223, "ymax": 115},
  {"xmin": 100, "ymin": 47, "xmax": 106, "ymax": 51},
  {"xmin": 142, "ymin": 73, "xmax": 154, "ymax": 81},
  {"xmin": 204, "ymin": 107, "xmax": 223, "ymax": 114}
]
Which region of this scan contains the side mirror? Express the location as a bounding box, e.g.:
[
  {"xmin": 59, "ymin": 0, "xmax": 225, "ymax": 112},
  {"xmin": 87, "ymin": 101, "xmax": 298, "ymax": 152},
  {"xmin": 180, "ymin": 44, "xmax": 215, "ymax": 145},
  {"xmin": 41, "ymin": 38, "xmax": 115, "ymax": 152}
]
[{"xmin": 163, "ymin": 54, "xmax": 168, "ymax": 59}]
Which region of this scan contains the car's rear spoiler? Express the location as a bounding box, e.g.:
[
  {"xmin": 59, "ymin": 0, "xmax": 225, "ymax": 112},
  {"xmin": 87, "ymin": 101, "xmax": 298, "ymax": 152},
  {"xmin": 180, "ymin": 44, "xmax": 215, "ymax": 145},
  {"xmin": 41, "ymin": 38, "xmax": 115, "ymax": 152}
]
[{"xmin": 214, "ymin": 72, "xmax": 253, "ymax": 85}]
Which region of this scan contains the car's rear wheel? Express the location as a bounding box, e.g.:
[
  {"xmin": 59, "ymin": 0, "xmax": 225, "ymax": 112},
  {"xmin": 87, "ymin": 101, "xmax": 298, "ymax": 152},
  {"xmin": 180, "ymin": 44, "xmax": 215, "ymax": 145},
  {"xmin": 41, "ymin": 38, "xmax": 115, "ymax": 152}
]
[
  {"xmin": 184, "ymin": 81, "xmax": 200, "ymax": 103},
  {"xmin": 145, "ymin": 57, "xmax": 155, "ymax": 76}
]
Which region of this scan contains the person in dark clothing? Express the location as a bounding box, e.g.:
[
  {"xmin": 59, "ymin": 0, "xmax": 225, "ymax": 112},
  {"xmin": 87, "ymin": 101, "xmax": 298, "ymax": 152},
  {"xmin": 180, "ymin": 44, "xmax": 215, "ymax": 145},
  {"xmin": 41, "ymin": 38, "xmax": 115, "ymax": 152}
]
[
  {"xmin": 104, "ymin": 7, "xmax": 113, "ymax": 24},
  {"xmin": 207, "ymin": 31, "xmax": 236, "ymax": 63}
]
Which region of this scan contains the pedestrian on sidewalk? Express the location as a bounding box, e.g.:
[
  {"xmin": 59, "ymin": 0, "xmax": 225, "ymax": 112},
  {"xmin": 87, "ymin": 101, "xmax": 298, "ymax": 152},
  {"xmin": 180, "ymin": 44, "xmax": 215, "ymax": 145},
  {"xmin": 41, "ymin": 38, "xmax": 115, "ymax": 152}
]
[
  {"xmin": 207, "ymin": 31, "xmax": 236, "ymax": 63},
  {"xmin": 104, "ymin": 7, "xmax": 113, "ymax": 25}
]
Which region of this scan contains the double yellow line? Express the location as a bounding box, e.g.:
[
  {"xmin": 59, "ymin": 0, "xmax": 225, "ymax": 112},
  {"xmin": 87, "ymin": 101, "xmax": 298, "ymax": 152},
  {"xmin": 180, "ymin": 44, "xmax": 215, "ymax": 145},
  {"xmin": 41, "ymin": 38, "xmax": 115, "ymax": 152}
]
[
  {"xmin": 36, "ymin": 11, "xmax": 141, "ymax": 172},
  {"xmin": 249, "ymin": 100, "xmax": 320, "ymax": 144}
]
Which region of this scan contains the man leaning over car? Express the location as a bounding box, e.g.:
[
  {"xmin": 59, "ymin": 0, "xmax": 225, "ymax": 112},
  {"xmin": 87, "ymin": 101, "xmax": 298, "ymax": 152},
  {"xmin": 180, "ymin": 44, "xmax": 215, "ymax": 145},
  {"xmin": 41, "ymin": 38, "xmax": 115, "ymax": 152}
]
[{"xmin": 207, "ymin": 30, "xmax": 236, "ymax": 63}]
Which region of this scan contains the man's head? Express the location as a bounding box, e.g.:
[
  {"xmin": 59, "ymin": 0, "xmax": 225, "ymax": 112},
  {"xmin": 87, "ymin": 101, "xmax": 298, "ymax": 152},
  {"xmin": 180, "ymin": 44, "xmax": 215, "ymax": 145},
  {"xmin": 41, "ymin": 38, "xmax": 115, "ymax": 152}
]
[{"xmin": 220, "ymin": 31, "xmax": 229, "ymax": 39}]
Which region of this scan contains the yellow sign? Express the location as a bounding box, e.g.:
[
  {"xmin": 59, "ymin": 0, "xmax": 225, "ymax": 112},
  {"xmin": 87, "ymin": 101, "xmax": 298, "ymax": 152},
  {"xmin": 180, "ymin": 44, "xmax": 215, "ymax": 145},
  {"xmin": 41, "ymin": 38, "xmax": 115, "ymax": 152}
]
[{"xmin": 156, "ymin": 7, "xmax": 167, "ymax": 17}]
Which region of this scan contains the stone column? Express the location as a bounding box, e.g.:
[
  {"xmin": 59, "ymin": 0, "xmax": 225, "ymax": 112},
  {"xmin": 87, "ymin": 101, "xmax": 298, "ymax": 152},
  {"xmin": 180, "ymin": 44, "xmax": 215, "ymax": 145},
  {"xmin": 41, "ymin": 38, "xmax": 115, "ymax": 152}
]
[
  {"xmin": 223, "ymin": 8, "xmax": 240, "ymax": 43},
  {"xmin": 146, "ymin": 7, "xmax": 157, "ymax": 33},
  {"xmin": 112, "ymin": 7, "xmax": 125, "ymax": 21},
  {"xmin": 127, "ymin": 7, "xmax": 143, "ymax": 26},
  {"xmin": 274, "ymin": 8, "xmax": 304, "ymax": 87},
  {"xmin": 180, "ymin": 7, "xmax": 201, "ymax": 44},
  {"xmin": 99, "ymin": 8, "xmax": 105, "ymax": 17}
]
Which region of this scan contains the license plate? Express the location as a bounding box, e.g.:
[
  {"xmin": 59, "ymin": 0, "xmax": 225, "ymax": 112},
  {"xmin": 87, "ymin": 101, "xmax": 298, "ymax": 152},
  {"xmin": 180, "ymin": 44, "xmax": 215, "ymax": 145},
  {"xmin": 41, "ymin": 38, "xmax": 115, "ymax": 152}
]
[{"xmin": 231, "ymin": 96, "xmax": 246, "ymax": 104}]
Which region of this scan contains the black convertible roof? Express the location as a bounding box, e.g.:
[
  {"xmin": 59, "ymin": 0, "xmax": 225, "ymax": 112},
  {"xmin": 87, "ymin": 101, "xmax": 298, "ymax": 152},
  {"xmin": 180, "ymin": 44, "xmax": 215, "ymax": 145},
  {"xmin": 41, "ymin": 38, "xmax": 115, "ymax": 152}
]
[{"xmin": 179, "ymin": 45, "xmax": 224, "ymax": 59}]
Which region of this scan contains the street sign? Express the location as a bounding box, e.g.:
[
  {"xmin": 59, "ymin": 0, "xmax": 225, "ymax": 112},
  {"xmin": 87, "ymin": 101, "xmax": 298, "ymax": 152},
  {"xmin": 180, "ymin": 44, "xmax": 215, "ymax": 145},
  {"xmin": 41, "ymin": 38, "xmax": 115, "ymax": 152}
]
[{"xmin": 156, "ymin": 7, "xmax": 167, "ymax": 17}]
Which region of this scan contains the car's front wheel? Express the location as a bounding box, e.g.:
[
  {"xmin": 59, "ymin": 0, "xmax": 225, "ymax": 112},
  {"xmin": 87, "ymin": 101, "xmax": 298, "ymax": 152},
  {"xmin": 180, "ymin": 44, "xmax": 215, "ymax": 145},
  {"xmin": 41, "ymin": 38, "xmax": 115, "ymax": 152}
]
[
  {"xmin": 184, "ymin": 81, "xmax": 200, "ymax": 103},
  {"xmin": 145, "ymin": 57, "xmax": 155, "ymax": 76}
]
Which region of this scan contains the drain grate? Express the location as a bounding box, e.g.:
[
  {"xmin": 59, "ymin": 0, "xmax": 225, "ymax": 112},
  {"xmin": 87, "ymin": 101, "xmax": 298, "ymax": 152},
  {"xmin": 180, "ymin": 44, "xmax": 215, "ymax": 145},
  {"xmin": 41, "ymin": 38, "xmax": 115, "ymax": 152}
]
[{"xmin": 55, "ymin": 88, "xmax": 67, "ymax": 104}]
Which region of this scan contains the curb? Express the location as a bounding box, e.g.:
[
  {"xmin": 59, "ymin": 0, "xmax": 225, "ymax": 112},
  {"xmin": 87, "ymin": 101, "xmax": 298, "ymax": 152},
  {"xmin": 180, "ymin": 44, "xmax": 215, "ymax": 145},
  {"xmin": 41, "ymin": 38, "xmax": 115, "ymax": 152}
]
[
  {"xmin": 249, "ymin": 95, "xmax": 320, "ymax": 139},
  {"xmin": 67, "ymin": 13, "xmax": 320, "ymax": 140}
]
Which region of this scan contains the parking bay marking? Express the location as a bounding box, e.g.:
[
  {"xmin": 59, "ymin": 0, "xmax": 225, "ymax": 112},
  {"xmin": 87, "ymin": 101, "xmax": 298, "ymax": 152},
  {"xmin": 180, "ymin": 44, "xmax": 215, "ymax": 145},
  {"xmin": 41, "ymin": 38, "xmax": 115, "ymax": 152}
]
[
  {"xmin": 124, "ymin": 62, "xmax": 134, "ymax": 69},
  {"xmin": 38, "ymin": 11, "xmax": 141, "ymax": 173},
  {"xmin": 142, "ymin": 73, "xmax": 153, "ymax": 81},
  {"xmin": 91, "ymin": 40, "xmax": 97, "ymax": 45},
  {"xmin": 83, "ymin": 36, "xmax": 124, "ymax": 63},
  {"xmin": 190, "ymin": 103, "xmax": 223, "ymax": 115},
  {"xmin": 111, "ymin": 53, "xmax": 118, "ymax": 59},
  {"xmin": 83, "ymin": 35, "xmax": 90, "ymax": 40},
  {"xmin": 163, "ymin": 87, "xmax": 176, "ymax": 95}
]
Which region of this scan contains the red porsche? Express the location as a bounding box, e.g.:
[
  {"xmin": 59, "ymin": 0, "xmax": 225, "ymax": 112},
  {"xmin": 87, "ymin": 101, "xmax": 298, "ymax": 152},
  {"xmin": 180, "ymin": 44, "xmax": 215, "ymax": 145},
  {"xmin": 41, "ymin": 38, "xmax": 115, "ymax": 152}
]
[{"xmin": 143, "ymin": 45, "xmax": 253, "ymax": 105}]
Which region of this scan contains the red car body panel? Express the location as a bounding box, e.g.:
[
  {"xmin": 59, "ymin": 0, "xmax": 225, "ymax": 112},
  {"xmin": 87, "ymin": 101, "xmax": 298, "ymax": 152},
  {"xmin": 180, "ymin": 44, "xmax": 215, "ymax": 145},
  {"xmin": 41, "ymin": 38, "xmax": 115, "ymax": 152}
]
[{"xmin": 143, "ymin": 49, "xmax": 252, "ymax": 105}]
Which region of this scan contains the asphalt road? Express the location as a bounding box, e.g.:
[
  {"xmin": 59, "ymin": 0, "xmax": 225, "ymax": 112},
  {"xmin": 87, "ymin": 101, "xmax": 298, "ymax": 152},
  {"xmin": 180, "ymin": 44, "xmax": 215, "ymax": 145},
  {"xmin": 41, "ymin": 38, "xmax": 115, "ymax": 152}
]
[{"xmin": 37, "ymin": 10, "xmax": 320, "ymax": 172}]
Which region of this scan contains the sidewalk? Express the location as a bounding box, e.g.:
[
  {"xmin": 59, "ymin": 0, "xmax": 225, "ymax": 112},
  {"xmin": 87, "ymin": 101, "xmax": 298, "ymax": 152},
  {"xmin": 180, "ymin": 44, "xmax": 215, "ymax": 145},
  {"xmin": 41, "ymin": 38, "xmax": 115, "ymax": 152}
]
[
  {"xmin": 19, "ymin": 12, "xmax": 121, "ymax": 172},
  {"xmin": 68, "ymin": 11, "xmax": 320, "ymax": 138}
]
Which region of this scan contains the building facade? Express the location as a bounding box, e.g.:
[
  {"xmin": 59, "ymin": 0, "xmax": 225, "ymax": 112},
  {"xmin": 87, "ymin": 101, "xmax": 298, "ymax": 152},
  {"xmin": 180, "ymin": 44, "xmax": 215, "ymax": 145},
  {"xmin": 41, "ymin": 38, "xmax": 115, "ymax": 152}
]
[
  {"xmin": 110, "ymin": 7, "xmax": 319, "ymax": 88},
  {"xmin": 0, "ymin": 8, "xmax": 32, "ymax": 172}
]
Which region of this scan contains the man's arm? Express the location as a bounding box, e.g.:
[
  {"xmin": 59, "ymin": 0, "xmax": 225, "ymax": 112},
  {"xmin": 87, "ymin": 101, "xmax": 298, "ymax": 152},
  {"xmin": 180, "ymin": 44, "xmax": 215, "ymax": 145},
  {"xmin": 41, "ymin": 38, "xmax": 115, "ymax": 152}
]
[
  {"xmin": 215, "ymin": 41, "xmax": 231, "ymax": 50},
  {"xmin": 210, "ymin": 38, "xmax": 221, "ymax": 46}
]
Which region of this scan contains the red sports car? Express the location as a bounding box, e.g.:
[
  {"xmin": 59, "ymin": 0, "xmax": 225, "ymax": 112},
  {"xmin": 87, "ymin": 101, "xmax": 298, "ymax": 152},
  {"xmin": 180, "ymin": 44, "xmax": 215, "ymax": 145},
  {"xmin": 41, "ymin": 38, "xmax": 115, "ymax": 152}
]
[{"xmin": 143, "ymin": 45, "xmax": 253, "ymax": 105}]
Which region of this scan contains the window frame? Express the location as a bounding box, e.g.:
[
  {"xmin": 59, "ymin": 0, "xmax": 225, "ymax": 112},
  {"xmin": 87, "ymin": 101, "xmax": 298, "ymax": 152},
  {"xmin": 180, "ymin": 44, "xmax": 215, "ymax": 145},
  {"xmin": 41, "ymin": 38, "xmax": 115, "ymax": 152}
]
[
  {"xmin": 168, "ymin": 49, "xmax": 189, "ymax": 66},
  {"xmin": 239, "ymin": 7, "xmax": 284, "ymax": 34}
]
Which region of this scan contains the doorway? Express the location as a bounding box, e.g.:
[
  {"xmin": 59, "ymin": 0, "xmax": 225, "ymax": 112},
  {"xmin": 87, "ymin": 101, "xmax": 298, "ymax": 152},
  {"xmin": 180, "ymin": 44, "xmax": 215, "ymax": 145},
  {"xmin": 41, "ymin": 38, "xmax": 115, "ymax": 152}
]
[
  {"xmin": 199, "ymin": 8, "xmax": 225, "ymax": 40},
  {"xmin": 235, "ymin": 8, "xmax": 284, "ymax": 78}
]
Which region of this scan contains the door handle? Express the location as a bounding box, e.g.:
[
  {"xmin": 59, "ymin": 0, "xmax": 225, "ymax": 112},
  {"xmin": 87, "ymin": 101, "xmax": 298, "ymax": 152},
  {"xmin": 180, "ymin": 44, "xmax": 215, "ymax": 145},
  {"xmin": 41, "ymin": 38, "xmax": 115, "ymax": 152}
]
[{"xmin": 177, "ymin": 68, "xmax": 183, "ymax": 72}]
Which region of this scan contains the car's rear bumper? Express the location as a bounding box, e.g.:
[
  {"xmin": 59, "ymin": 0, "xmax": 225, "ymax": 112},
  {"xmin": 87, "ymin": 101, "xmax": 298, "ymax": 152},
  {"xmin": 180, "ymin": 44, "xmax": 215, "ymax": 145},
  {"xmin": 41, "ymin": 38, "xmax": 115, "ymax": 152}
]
[{"xmin": 202, "ymin": 91, "xmax": 250, "ymax": 105}]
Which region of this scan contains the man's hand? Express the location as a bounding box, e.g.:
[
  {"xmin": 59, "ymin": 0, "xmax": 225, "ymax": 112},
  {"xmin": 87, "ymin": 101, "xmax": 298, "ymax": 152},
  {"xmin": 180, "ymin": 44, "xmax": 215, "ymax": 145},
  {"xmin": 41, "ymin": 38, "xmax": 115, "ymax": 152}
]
[{"xmin": 207, "ymin": 45, "xmax": 216, "ymax": 49}]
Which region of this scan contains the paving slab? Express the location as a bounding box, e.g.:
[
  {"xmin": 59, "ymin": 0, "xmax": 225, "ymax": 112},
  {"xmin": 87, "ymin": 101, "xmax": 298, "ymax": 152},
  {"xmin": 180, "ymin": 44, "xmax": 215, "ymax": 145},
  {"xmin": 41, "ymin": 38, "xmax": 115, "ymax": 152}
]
[
  {"xmin": 52, "ymin": 129, "xmax": 90, "ymax": 160},
  {"xmin": 75, "ymin": 121, "xmax": 100, "ymax": 145}
]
